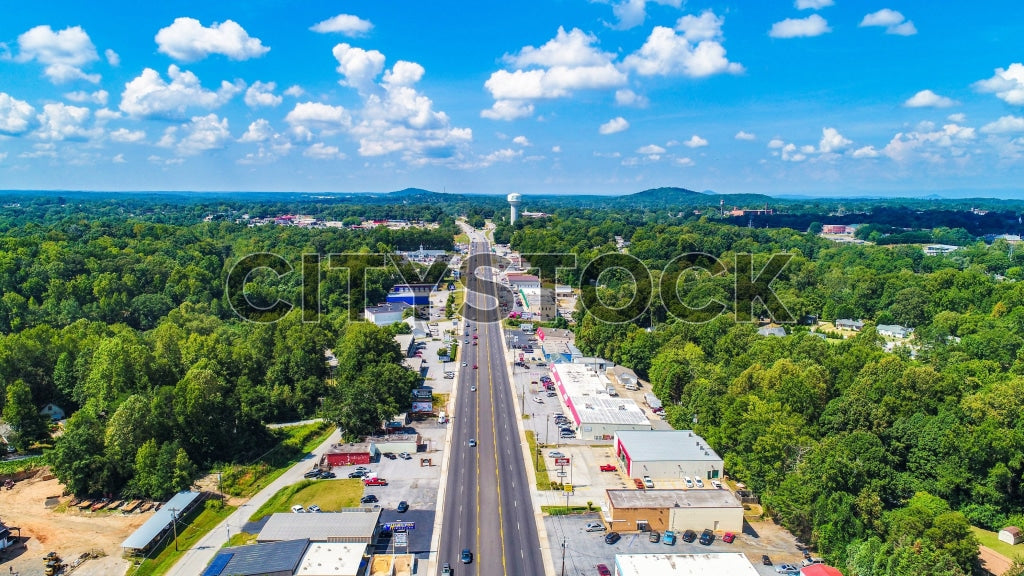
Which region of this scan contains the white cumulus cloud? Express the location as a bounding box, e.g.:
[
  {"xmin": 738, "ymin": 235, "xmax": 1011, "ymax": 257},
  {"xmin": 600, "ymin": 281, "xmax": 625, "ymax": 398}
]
[
  {"xmin": 64, "ymin": 89, "xmax": 109, "ymax": 106},
  {"xmin": 0, "ymin": 92, "xmax": 35, "ymax": 135},
  {"xmin": 155, "ymin": 17, "xmax": 269, "ymax": 61},
  {"xmin": 304, "ymin": 142, "xmax": 345, "ymax": 159},
  {"xmin": 735, "ymin": 130, "xmax": 756, "ymax": 140},
  {"xmin": 607, "ymin": 0, "xmax": 684, "ymax": 30},
  {"xmin": 981, "ymin": 115, "xmax": 1024, "ymax": 134},
  {"xmin": 623, "ymin": 15, "xmax": 743, "ymax": 77},
  {"xmin": 333, "ymin": 43, "xmax": 386, "ymax": 93},
  {"xmin": 675, "ymin": 157, "xmax": 694, "ymax": 166},
  {"xmin": 851, "ymin": 146, "xmax": 880, "ymax": 158},
  {"xmin": 512, "ymin": 135, "xmax": 531, "ymax": 146},
  {"xmin": 161, "ymin": 113, "xmax": 231, "ymax": 155},
  {"xmin": 637, "ymin": 144, "xmax": 666, "ymax": 155},
  {"xmin": 769, "ymin": 15, "xmax": 831, "ymax": 38},
  {"xmin": 615, "ymin": 89, "xmax": 648, "ymax": 107},
  {"xmin": 244, "ymin": 81, "xmax": 283, "ymax": 108},
  {"xmin": 905, "ymin": 89, "xmax": 956, "ymax": 108},
  {"xmin": 35, "ymin": 102, "xmax": 101, "ymax": 141},
  {"xmin": 310, "ymin": 14, "xmax": 373, "ymax": 36},
  {"xmin": 284, "ymin": 85, "xmax": 305, "ymax": 98},
  {"xmin": 105, "ymin": 49, "xmax": 120, "ymax": 66},
  {"xmin": 859, "ymin": 9, "xmax": 916, "ymax": 35},
  {"xmin": 818, "ymin": 127, "xmax": 852, "ymax": 153},
  {"xmin": 16, "ymin": 25, "xmax": 100, "ymax": 83},
  {"xmin": 109, "ymin": 128, "xmax": 146, "ymax": 143},
  {"xmin": 119, "ymin": 65, "xmax": 244, "ymax": 119},
  {"xmin": 480, "ymin": 100, "xmax": 534, "ymax": 121},
  {"xmin": 506, "ymin": 27, "xmax": 615, "ymax": 68},
  {"xmin": 599, "ymin": 117, "xmax": 629, "ymax": 134},
  {"xmin": 975, "ymin": 63, "xmax": 1024, "ymax": 105},
  {"xmin": 285, "ymin": 102, "xmax": 351, "ymax": 139},
  {"xmin": 684, "ymin": 134, "xmax": 708, "ymax": 148}
]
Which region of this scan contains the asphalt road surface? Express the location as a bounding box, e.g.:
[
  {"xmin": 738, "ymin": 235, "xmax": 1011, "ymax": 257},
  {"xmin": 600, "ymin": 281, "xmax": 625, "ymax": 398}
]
[{"xmin": 436, "ymin": 239, "xmax": 545, "ymax": 575}]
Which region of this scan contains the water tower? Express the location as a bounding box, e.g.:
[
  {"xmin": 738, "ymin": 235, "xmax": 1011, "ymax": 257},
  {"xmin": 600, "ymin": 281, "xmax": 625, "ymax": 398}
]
[{"xmin": 507, "ymin": 193, "xmax": 522, "ymax": 224}]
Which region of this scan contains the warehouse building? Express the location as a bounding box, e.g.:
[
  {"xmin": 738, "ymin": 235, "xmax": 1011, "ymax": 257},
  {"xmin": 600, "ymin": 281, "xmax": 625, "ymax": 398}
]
[
  {"xmin": 364, "ymin": 302, "xmax": 410, "ymax": 326},
  {"xmin": 614, "ymin": 553, "xmax": 759, "ymax": 576},
  {"xmin": 614, "ymin": 430, "xmax": 724, "ymax": 481},
  {"xmin": 551, "ymin": 363, "xmax": 650, "ymax": 439},
  {"xmin": 258, "ymin": 509, "xmax": 381, "ymax": 543},
  {"xmin": 604, "ymin": 489, "xmax": 743, "ymax": 533},
  {"xmin": 202, "ymin": 539, "xmax": 309, "ymax": 576}
]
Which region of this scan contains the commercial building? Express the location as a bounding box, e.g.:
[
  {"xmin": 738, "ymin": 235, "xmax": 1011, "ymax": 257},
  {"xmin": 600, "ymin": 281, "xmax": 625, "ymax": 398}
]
[
  {"xmin": 323, "ymin": 442, "xmax": 375, "ymax": 466},
  {"xmin": 614, "ymin": 430, "xmax": 724, "ymax": 481},
  {"xmin": 202, "ymin": 539, "xmax": 309, "ymax": 576},
  {"xmin": 505, "ymin": 273, "xmax": 540, "ymax": 291},
  {"xmin": 551, "ymin": 363, "xmax": 650, "ymax": 439},
  {"xmin": 604, "ymin": 489, "xmax": 744, "ymax": 533},
  {"xmin": 257, "ymin": 509, "xmax": 381, "ymax": 543},
  {"xmin": 614, "ymin": 553, "xmax": 759, "ymax": 576},
  {"xmin": 386, "ymin": 283, "xmax": 434, "ymax": 307},
  {"xmin": 364, "ymin": 302, "xmax": 411, "ymax": 326},
  {"xmin": 295, "ymin": 542, "xmax": 370, "ymax": 576}
]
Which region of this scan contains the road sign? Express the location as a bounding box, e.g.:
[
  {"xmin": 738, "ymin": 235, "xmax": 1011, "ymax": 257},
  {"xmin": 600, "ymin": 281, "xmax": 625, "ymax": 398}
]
[
  {"xmin": 554, "ymin": 457, "xmax": 570, "ymax": 467},
  {"xmin": 395, "ymin": 533, "xmax": 408, "ymax": 547},
  {"xmin": 563, "ymin": 484, "xmax": 573, "ymax": 492},
  {"xmin": 383, "ymin": 521, "xmax": 416, "ymax": 532}
]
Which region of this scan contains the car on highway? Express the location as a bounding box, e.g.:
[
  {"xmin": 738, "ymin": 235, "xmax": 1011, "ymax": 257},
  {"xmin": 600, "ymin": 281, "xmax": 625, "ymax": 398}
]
[
  {"xmin": 599, "ymin": 464, "xmax": 617, "ymax": 472},
  {"xmin": 663, "ymin": 530, "xmax": 676, "ymax": 545},
  {"xmin": 472, "ymin": 364, "xmax": 478, "ymax": 369},
  {"xmin": 722, "ymin": 532, "xmax": 736, "ymax": 543},
  {"xmin": 604, "ymin": 532, "xmax": 621, "ymax": 545},
  {"xmin": 441, "ymin": 562, "xmax": 452, "ymax": 574},
  {"xmin": 360, "ymin": 495, "xmax": 378, "ymax": 504},
  {"xmin": 682, "ymin": 530, "xmax": 698, "ymax": 543},
  {"xmin": 585, "ymin": 521, "xmax": 606, "ymax": 532},
  {"xmin": 699, "ymin": 529, "xmax": 715, "ymax": 545},
  {"xmin": 471, "ymin": 385, "xmax": 477, "ymax": 392},
  {"xmin": 464, "ymin": 339, "xmax": 470, "ymax": 344},
  {"xmin": 460, "ymin": 549, "xmax": 473, "ymax": 564},
  {"xmin": 468, "ymin": 438, "xmax": 477, "ymax": 447},
  {"xmin": 397, "ymin": 501, "xmax": 409, "ymax": 513},
  {"xmin": 461, "ymin": 362, "xmax": 467, "ymax": 367},
  {"xmin": 597, "ymin": 564, "xmax": 611, "ymax": 576}
]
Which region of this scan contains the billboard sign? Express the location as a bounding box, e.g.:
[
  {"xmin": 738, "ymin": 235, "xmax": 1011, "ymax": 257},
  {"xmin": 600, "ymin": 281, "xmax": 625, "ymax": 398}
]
[
  {"xmin": 411, "ymin": 401, "xmax": 433, "ymax": 413},
  {"xmin": 383, "ymin": 521, "xmax": 416, "ymax": 532}
]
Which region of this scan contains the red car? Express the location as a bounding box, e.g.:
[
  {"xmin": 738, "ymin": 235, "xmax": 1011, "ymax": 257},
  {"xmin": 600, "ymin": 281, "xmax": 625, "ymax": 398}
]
[
  {"xmin": 363, "ymin": 477, "xmax": 388, "ymax": 486},
  {"xmin": 722, "ymin": 532, "xmax": 736, "ymax": 543},
  {"xmin": 599, "ymin": 464, "xmax": 617, "ymax": 472},
  {"xmin": 596, "ymin": 564, "xmax": 611, "ymax": 576},
  {"xmin": 473, "ymin": 364, "xmax": 478, "ymax": 369}
]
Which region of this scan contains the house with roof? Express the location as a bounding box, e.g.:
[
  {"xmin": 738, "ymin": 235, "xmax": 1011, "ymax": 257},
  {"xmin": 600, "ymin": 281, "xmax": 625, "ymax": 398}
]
[
  {"xmin": 757, "ymin": 325, "xmax": 787, "ymax": 337},
  {"xmin": 877, "ymin": 324, "xmax": 913, "ymax": 339},
  {"xmin": 835, "ymin": 318, "xmax": 864, "ymax": 331}
]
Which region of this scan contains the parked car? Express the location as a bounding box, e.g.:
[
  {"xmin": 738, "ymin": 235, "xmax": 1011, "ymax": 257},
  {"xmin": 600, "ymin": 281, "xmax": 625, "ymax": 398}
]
[
  {"xmin": 649, "ymin": 530, "xmax": 660, "ymax": 543},
  {"xmin": 597, "ymin": 564, "xmax": 611, "ymax": 576},
  {"xmin": 303, "ymin": 469, "xmax": 322, "ymax": 479},
  {"xmin": 307, "ymin": 504, "xmax": 321, "ymax": 513},
  {"xmin": 363, "ymin": 477, "xmax": 388, "ymax": 486},
  {"xmin": 722, "ymin": 532, "xmax": 736, "ymax": 543},
  {"xmin": 776, "ymin": 565, "xmax": 800, "ymax": 574},
  {"xmin": 548, "ymin": 451, "xmax": 565, "ymax": 458},
  {"xmin": 461, "ymin": 549, "xmax": 473, "ymax": 564},
  {"xmin": 599, "ymin": 464, "xmax": 617, "ymax": 472},
  {"xmin": 320, "ymin": 471, "xmax": 336, "ymax": 479},
  {"xmin": 802, "ymin": 558, "xmax": 826, "ymax": 567},
  {"xmin": 382, "ymin": 452, "xmax": 397, "ymax": 460},
  {"xmin": 663, "ymin": 530, "xmax": 676, "ymax": 545},
  {"xmin": 604, "ymin": 532, "xmax": 621, "ymax": 545},
  {"xmin": 682, "ymin": 530, "xmax": 698, "ymax": 543},
  {"xmin": 398, "ymin": 452, "xmax": 412, "ymax": 460},
  {"xmin": 397, "ymin": 501, "xmax": 409, "ymax": 513},
  {"xmin": 695, "ymin": 478, "xmax": 704, "ymax": 488},
  {"xmin": 348, "ymin": 471, "xmax": 365, "ymax": 478},
  {"xmin": 711, "ymin": 480, "xmax": 723, "ymax": 489},
  {"xmin": 546, "ymin": 391, "xmax": 557, "ymax": 397},
  {"xmin": 683, "ymin": 477, "xmax": 694, "ymax": 488},
  {"xmin": 642, "ymin": 476, "xmax": 654, "ymax": 489},
  {"xmin": 533, "ymin": 397, "xmax": 544, "ymax": 403},
  {"xmin": 354, "ymin": 466, "xmax": 369, "ymax": 472},
  {"xmin": 762, "ymin": 555, "xmax": 773, "ymax": 566},
  {"xmin": 560, "ymin": 432, "xmax": 575, "ymax": 438},
  {"xmin": 291, "ymin": 504, "xmax": 305, "ymax": 513},
  {"xmin": 360, "ymin": 494, "xmax": 378, "ymax": 504},
  {"xmin": 699, "ymin": 529, "xmax": 715, "ymax": 545},
  {"xmin": 585, "ymin": 521, "xmax": 606, "ymax": 532}
]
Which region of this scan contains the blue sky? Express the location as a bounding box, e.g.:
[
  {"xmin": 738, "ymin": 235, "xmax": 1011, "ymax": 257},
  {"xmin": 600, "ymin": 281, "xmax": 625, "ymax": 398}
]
[{"xmin": 1, "ymin": 1, "xmax": 1023, "ymax": 197}]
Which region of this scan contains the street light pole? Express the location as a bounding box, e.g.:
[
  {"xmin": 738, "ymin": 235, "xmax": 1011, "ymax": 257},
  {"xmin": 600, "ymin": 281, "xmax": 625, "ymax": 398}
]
[
  {"xmin": 171, "ymin": 508, "xmax": 179, "ymax": 551},
  {"xmin": 560, "ymin": 537, "xmax": 567, "ymax": 576}
]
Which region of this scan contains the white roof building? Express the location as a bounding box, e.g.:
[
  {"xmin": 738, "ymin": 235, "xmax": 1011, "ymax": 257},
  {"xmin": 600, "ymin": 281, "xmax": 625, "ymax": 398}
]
[
  {"xmin": 551, "ymin": 363, "xmax": 650, "ymax": 439},
  {"xmin": 294, "ymin": 542, "xmax": 368, "ymax": 576},
  {"xmin": 614, "ymin": 553, "xmax": 760, "ymax": 576}
]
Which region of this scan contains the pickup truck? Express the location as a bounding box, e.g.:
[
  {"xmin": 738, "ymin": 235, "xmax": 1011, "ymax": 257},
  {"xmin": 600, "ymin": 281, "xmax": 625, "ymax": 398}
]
[
  {"xmin": 363, "ymin": 477, "xmax": 388, "ymax": 486},
  {"xmin": 663, "ymin": 530, "xmax": 676, "ymax": 545},
  {"xmin": 599, "ymin": 464, "xmax": 617, "ymax": 472}
]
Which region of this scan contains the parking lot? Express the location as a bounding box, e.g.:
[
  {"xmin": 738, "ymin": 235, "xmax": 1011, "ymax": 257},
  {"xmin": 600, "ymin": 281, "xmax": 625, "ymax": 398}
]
[{"xmin": 544, "ymin": 513, "xmax": 808, "ymax": 575}]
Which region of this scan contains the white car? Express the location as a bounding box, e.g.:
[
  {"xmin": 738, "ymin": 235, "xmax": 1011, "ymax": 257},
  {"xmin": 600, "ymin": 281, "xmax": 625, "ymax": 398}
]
[
  {"xmin": 470, "ymin": 385, "xmax": 477, "ymax": 392},
  {"xmin": 695, "ymin": 478, "xmax": 704, "ymax": 488},
  {"xmin": 683, "ymin": 477, "xmax": 694, "ymax": 488},
  {"xmin": 291, "ymin": 504, "xmax": 305, "ymax": 513},
  {"xmin": 642, "ymin": 475, "xmax": 654, "ymax": 488},
  {"xmin": 461, "ymin": 362, "xmax": 467, "ymax": 367},
  {"xmin": 585, "ymin": 521, "xmax": 606, "ymax": 532},
  {"xmin": 711, "ymin": 480, "xmax": 723, "ymax": 489},
  {"xmin": 532, "ymin": 397, "xmax": 544, "ymax": 404}
]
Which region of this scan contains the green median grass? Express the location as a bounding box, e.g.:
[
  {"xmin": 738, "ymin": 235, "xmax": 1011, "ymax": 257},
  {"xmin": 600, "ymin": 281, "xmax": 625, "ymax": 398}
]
[
  {"xmin": 525, "ymin": 430, "xmax": 551, "ymax": 490},
  {"xmin": 248, "ymin": 478, "xmax": 364, "ymax": 522}
]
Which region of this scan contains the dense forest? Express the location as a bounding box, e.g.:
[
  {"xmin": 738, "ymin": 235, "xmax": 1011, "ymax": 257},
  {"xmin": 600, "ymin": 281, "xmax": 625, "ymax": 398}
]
[
  {"xmin": 0, "ymin": 198, "xmax": 455, "ymax": 499},
  {"xmin": 507, "ymin": 213, "xmax": 1024, "ymax": 575}
]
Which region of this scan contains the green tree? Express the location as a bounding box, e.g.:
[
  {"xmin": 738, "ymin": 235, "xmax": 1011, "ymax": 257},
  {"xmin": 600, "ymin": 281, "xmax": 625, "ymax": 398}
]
[{"xmin": 2, "ymin": 379, "xmax": 49, "ymax": 450}]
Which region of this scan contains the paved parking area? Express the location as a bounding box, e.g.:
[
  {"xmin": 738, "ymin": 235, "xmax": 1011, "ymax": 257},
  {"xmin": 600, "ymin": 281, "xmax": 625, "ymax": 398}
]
[{"xmin": 544, "ymin": 513, "xmax": 808, "ymax": 576}]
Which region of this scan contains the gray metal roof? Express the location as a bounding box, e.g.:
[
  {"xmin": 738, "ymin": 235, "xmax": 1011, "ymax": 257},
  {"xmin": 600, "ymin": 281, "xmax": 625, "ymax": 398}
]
[
  {"xmin": 257, "ymin": 510, "xmax": 380, "ymax": 542},
  {"xmin": 607, "ymin": 489, "xmax": 742, "ymax": 510},
  {"xmin": 208, "ymin": 538, "xmax": 308, "ymax": 575},
  {"xmin": 121, "ymin": 491, "xmax": 202, "ymax": 550},
  {"xmin": 615, "ymin": 431, "xmax": 722, "ymax": 463}
]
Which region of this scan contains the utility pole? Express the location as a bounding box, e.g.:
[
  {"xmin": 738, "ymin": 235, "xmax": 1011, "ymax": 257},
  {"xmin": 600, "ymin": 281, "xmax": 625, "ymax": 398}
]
[
  {"xmin": 171, "ymin": 508, "xmax": 179, "ymax": 551},
  {"xmin": 560, "ymin": 537, "xmax": 566, "ymax": 576}
]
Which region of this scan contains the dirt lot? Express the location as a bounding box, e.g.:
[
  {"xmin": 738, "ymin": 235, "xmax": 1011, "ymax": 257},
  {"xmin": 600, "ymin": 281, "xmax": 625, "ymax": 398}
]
[{"xmin": 1, "ymin": 471, "xmax": 154, "ymax": 576}]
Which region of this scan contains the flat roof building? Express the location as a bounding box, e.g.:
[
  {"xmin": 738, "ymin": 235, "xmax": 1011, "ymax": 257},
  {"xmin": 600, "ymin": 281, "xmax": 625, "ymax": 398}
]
[
  {"xmin": 605, "ymin": 489, "xmax": 743, "ymax": 533},
  {"xmin": 202, "ymin": 539, "xmax": 308, "ymax": 576},
  {"xmin": 295, "ymin": 542, "xmax": 370, "ymax": 576},
  {"xmin": 614, "ymin": 553, "xmax": 760, "ymax": 576},
  {"xmin": 365, "ymin": 302, "xmax": 410, "ymax": 326},
  {"xmin": 552, "ymin": 363, "xmax": 650, "ymax": 439},
  {"xmin": 258, "ymin": 509, "xmax": 381, "ymax": 543},
  {"xmin": 615, "ymin": 430, "xmax": 724, "ymax": 481}
]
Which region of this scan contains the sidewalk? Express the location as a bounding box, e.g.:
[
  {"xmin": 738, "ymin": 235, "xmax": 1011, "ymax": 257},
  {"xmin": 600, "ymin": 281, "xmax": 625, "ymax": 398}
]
[{"xmin": 165, "ymin": 428, "xmax": 342, "ymax": 576}]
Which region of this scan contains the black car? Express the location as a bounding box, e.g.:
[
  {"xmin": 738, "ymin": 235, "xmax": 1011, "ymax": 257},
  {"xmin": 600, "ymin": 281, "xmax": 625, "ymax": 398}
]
[
  {"xmin": 682, "ymin": 529, "xmax": 698, "ymax": 543},
  {"xmin": 360, "ymin": 495, "xmax": 378, "ymax": 504},
  {"xmin": 397, "ymin": 501, "xmax": 409, "ymax": 513},
  {"xmin": 320, "ymin": 471, "xmax": 337, "ymax": 479},
  {"xmin": 699, "ymin": 529, "xmax": 715, "ymax": 545},
  {"xmin": 604, "ymin": 532, "xmax": 621, "ymax": 545},
  {"xmin": 762, "ymin": 555, "xmax": 772, "ymax": 566},
  {"xmin": 303, "ymin": 469, "xmax": 322, "ymax": 479},
  {"xmin": 383, "ymin": 452, "xmax": 397, "ymax": 460},
  {"xmin": 348, "ymin": 471, "xmax": 365, "ymax": 478}
]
